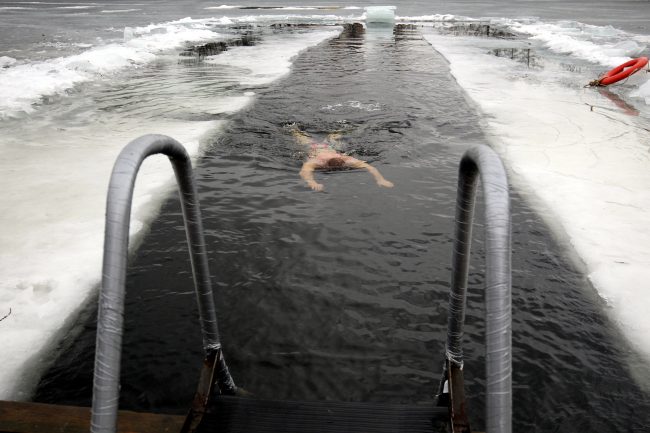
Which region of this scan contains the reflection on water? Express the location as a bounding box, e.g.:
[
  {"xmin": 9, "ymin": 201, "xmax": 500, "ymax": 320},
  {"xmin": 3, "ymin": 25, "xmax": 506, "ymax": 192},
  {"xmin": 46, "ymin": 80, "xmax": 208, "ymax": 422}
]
[{"xmin": 35, "ymin": 24, "xmax": 650, "ymax": 432}]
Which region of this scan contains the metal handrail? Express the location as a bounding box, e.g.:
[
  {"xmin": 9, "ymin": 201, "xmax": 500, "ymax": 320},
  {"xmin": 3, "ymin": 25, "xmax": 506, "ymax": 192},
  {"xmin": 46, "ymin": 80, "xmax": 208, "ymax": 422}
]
[
  {"xmin": 90, "ymin": 134, "xmax": 235, "ymax": 433},
  {"xmin": 439, "ymin": 145, "xmax": 512, "ymax": 433}
]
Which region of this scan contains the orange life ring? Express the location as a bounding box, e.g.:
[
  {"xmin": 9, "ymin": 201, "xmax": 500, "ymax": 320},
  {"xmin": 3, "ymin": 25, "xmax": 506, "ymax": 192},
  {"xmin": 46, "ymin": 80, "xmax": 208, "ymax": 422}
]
[{"xmin": 598, "ymin": 56, "xmax": 648, "ymax": 86}]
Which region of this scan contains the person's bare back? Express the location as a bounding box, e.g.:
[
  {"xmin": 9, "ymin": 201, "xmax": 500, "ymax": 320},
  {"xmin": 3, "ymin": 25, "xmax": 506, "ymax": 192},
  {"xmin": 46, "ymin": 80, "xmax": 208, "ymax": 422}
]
[{"xmin": 292, "ymin": 128, "xmax": 394, "ymax": 192}]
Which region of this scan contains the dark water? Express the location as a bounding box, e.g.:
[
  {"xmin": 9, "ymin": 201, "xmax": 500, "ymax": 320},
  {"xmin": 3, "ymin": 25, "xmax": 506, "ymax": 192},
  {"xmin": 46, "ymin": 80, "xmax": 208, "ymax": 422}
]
[{"xmin": 35, "ymin": 25, "xmax": 650, "ymax": 432}]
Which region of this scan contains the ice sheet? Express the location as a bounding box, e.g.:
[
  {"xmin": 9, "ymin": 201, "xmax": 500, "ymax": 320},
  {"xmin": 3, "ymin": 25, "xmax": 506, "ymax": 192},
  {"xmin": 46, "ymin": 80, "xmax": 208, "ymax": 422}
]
[{"xmin": 424, "ymin": 32, "xmax": 650, "ymax": 364}]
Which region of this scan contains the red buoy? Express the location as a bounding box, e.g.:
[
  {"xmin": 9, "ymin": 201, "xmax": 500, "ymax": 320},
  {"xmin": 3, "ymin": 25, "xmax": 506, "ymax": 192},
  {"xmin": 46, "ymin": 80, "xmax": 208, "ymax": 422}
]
[{"xmin": 597, "ymin": 56, "xmax": 648, "ymax": 86}]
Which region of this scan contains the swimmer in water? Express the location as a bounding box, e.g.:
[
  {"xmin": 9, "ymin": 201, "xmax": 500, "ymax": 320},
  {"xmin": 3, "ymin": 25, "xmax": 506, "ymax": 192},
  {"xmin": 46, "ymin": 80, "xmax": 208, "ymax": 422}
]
[{"xmin": 292, "ymin": 128, "xmax": 394, "ymax": 192}]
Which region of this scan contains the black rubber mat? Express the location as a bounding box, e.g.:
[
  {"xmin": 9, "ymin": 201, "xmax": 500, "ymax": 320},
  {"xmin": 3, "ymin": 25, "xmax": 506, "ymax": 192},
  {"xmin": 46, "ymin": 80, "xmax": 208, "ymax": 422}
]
[{"xmin": 198, "ymin": 395, "xmax": 448, "ymax": 433}]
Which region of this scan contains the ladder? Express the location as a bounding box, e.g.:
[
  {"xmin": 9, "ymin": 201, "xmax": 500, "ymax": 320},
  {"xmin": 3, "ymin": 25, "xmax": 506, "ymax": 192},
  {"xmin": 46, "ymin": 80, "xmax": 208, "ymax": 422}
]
[{"xmin": 1, "ymin": 134, "xmax": 511, "ymax": 433}]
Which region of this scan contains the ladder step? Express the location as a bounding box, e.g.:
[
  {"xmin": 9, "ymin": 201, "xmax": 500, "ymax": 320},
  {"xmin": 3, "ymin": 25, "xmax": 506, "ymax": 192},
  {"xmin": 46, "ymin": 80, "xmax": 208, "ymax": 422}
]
[{"xmin": 198, "ymin": 396, "xmax": 448, "ymax": 433}]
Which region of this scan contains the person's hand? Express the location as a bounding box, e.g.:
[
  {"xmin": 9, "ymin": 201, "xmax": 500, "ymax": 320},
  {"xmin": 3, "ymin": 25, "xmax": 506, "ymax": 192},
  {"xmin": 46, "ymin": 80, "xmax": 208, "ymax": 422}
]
[
  {"xmin": 377, "ymin": 179, "xmax": 394, "ymax": 188},
  {"xmin": 309, "ymin": 181, "xmax": 324, "ymax": 191}
]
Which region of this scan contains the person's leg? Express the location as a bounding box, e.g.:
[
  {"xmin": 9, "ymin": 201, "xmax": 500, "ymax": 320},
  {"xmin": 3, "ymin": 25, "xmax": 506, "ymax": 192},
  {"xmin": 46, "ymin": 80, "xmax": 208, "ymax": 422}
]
[
  {"xmin": 292, "ymin": 128, "xmax": 313, "ymax": 146},
  {"xmin": 326, "ymin": 132, "xmax": 343, "ymax": 151}
]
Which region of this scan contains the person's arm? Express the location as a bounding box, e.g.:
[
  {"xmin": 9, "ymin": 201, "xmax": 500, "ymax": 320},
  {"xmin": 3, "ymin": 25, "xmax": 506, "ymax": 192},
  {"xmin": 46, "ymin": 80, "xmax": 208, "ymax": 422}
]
[
  {"xmin": 300, "ymin": 161, "xmax": 324, "ymax": 191},
  {"xmin": 345, "ymin": 158, "xmax": 394, "ymax": 188}
]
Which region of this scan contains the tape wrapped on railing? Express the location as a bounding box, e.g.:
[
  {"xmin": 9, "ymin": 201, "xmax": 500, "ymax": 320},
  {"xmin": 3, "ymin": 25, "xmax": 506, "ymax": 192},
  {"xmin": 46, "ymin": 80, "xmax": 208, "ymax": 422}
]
[
  {"xmin": 91, "ymin": 134, "xmax": 235, "ymax": 433},
  {"xmin": 444, "ymin": 145, "xmax": 512, "ymax": 433}
]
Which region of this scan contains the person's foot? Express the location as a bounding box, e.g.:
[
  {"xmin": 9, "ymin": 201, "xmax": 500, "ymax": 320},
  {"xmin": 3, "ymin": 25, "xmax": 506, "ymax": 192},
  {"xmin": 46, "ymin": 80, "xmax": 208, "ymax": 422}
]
[
  {"xmin": 283, "ymin": 121, "xmax": 300, "ymax": 132},
  {"xmin": 327, "ymin": 132, "xmax": 342, "ymax": 141}
]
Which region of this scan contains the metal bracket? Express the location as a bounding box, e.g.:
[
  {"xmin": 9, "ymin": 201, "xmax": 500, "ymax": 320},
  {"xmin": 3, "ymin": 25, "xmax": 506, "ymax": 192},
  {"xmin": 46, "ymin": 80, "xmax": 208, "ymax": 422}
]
[
  {"xmin": 180, "ymin": 350, "xmax": 221, "ymax": 433},
  {"xmin": 437, "ymin": 359, "xmax": 471, "ymax": 433},
  {"xmin": 447, "ymin": 359, "xmax": 471, "ymax": 433}
]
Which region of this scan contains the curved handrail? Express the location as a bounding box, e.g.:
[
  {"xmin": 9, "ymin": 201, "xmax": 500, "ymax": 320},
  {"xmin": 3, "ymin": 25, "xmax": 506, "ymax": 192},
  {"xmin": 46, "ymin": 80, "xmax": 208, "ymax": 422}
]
[
  {"xmin": 91, "ymin": 134, "xmax": 235, "ymax": 433},
  {"xmin": 444, "ymin": 145, "xmax": 512, "ymax": 433}
]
